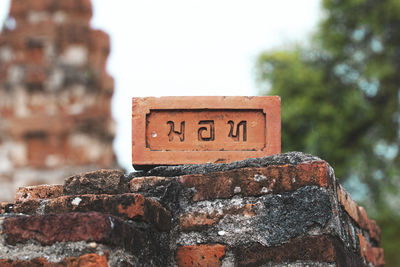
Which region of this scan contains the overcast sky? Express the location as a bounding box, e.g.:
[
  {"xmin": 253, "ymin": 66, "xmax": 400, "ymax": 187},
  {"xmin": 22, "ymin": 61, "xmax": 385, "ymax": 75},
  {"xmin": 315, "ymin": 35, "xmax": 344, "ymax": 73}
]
[{"xmin": 1, "ymin": 0, "xmax": 321, "ymax": 171}]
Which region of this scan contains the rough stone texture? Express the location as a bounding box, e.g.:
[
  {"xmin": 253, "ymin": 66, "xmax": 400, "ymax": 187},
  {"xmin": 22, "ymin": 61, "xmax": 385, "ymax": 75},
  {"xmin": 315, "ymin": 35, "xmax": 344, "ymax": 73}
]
[
  {"xmin": 15, "ymin": 184, "xmax": 63, "ymax": 203},
  {"xmin": 0, "ymin": 152, "xmax": 384, "ymax": 266},
  {"xmin": 0, "ymin": 0, "xmax": 118, "ymax": 201},
  {"xmin": 178, "ymin": 161, "xmax": 331, "ymax": 201},
  {"xmin": 130, "ymin": 161, "xmax": 331, "ymax": 202},
  {"xmin": 250, "ymin": 186, "xmax": 331, "ymax": 246},
  {"xmin": 129, "ymin": 159, "xmax": 334, "ymax": 221},
  {"xmin": 128, "ymin": 152, "xmax": 383, "ymax": 266},
  {"xmin": 129, "ymin": 152, "xmax": 322, "ymax": 178},
  {"xmin": 63, "ymin": 169, "xmax": 128, "ymax": 195},
  {"xmin": 173, "ymin": 186, "xmax": 333, "ymax": 248},
  {"xmin": 14, "ymin": 193, "xmax": 171, "ymax": 231}
]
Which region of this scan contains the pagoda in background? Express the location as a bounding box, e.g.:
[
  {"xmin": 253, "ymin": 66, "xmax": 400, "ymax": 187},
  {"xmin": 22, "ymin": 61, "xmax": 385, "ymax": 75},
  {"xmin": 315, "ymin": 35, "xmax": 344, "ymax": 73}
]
[{"xmin": 0, "ymin": 0, "xmax": 118, "ymax": 201}]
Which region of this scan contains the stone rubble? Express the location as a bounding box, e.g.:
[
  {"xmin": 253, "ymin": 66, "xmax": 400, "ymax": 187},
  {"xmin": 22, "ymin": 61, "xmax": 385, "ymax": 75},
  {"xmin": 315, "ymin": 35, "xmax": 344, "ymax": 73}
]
[{"xmin": 0, "ymin": 152, "xmax": 384, "ymax": 266}]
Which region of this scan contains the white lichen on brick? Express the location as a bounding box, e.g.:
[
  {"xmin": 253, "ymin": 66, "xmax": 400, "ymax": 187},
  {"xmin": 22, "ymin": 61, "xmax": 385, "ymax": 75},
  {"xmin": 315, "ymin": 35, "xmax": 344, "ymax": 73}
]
[
  {"xmin": 234, "ymin": 186, "xmax": 241, "ymax": 193},
  {"xmin": 254, "ymin": 174, "xmax": 266, "ymax": 182},
  {"xmin": 36, "ymin": 200, "xmax": 49, "ymax": 215},
  {"xmin": 261, "ymin": 187, "xmax": 269, "ymax": 193},
  {"xmin": 109, "ymin": 217, "xmax": 115, "ymax": 229},
  {"xmin": 71, "ymin": 197, "xmax": 82, "ymax": 206}
]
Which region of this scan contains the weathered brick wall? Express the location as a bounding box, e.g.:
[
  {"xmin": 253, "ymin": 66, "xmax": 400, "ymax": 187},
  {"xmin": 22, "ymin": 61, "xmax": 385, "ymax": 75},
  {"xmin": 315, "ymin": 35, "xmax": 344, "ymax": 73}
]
[
  {"xmin": 0, "ymin": 0, "xmax": 117, "ymax": 201},
  {"xmin": 0, "ymin": 152, "xmax": 384, "ymax": 266}
]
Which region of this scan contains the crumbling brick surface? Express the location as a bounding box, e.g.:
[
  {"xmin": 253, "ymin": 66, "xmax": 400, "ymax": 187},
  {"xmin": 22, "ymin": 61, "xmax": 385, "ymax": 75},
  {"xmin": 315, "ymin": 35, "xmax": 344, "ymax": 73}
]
[
  {"xmin": 177, "ymin": 161, "xmax": 331, "ymax": 201},
  {"xmin": 234, "ymin": 235, "xmax": 364, "ymax": 267},
  {"xmin": 0, "ymin": 253, "xmax": 109, "ymax": 267},
  {"xmin": 175, "ymin": 244, "xmax": 226, "ymax": 267},
  {"xmin": 337, "ymin": 183, "xmax": 382, "ymax": 245},
  {"xmin": 14, "ymin": 193, "xmax": 171, "ymax": 231},
  {"xmin": 0, "ymin": 152, "xmax": 384, "ymax": 266},
  {"xmin": 0, "ymin": 0, "xmax": 117, "ymax": 202},
  {"xmin": 3, "ymin": 212, "xmax": 140, "ymax": 248},
  {"xmin": 15, "ymin": 184, "xmax": 63, "ymax": 203},
  {"xmin": 127, "ymin": 152, "xmax": 384, "ymax": 266},
  {"xmin": 179, "ymin": 203, "xmax": 256, "ymax": 231},
  {"xmin": 129, "ymin": 151, "xmax": 323, "ymax": 178},
  {"xmin": 63, "ymin": 169, "xmax": 129, "ymax": 196}
]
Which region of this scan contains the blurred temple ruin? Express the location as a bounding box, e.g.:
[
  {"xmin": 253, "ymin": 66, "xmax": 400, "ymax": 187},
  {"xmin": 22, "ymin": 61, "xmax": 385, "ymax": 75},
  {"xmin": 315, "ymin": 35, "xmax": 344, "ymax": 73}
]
[{"xmin": 0, "ymin": 0, "xmax": 118, "ymax": 201}]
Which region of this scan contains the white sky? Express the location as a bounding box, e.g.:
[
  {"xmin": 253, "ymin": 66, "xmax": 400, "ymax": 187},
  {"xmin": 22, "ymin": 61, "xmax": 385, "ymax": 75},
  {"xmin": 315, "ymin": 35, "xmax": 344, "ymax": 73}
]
[{"xmin": 0, "ymin": 0, "xmax": 321, "ymax": 172}]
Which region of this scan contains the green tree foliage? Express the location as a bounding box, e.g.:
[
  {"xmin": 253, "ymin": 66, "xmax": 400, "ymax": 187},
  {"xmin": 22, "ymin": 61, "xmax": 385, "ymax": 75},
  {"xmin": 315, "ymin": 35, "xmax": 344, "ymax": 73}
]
[{"xmin": 256, "ymin": 0, "xmax": 400, "ymax": 265}]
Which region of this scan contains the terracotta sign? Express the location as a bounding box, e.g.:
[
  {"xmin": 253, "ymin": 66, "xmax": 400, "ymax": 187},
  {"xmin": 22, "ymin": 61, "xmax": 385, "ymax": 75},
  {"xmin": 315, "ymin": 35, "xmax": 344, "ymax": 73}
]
[{"xmin": 132, "ymin": 96, "xmax": 281, "ymax": 169}]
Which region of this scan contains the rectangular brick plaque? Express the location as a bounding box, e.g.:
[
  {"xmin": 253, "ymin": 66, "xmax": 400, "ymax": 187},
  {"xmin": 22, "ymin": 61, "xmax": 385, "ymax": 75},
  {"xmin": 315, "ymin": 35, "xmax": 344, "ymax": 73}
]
[{"xmin": 132, "ymin": 96, "xmax": 280, "ymax": 169}]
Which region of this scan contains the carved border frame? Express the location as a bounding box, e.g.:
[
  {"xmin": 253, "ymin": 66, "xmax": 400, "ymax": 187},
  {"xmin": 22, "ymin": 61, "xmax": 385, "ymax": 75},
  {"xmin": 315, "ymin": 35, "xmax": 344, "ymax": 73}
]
[{"xmin": 132, "ymin": 96, "xmax": 281, "ymax": 169}]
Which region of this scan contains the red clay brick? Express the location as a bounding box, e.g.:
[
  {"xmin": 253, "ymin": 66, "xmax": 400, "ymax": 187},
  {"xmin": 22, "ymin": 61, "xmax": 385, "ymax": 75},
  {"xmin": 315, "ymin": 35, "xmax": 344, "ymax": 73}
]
[
  {"xmin": 369, "ymin": 247, "xmax": 385, "ymax": 266},
  {"xmin": 180, "ymin": 212, "xmax": 220, "ymax": 231},
  {"xmin": 15, "ymin": 184, "xmax": 63, "ymax": 203},
  {"xmin": 176, "ymin": 244, "xmax": 226, "ymax": 267},
  {"xmin": 13, "ymin": 193, "xmax": 171, "ymax": 231},
  {"xmin": 3, "ymin": 212, "xmax": 144, "ymax": 251},
  {"xmin": 358, "ymin": 233, "xmax": 368, "ymax": 259},
  {"xmin": 89, "ymin": 30, "xmax": 110, "ymax": 67},
  {"xmin": 368, "ymin": 219, "xmax": 382, "ymax": 245},
  {"xmin": 24, "ymin": 47, "xmax": 45, "ymax": 65},
  {"xmin": 178, "ymin": 161, "xmax": 330, "ymax": 201},
  {"xmin": 59, "ymin": 253, "xmax": 108, "ymax": 267},
  {"xmin": 9, "ymin": 0, "xmax": 28, "ymax": 17},
  {"xmin": 0, "ymin": 253, "xmax": 108, "ymax": 267},
  {"xmin": 56, "ymin": 0, "xmax": 93, "ymax": 14},
  {"xmin": 10, "ymin": 0, "xmax": 92, "ymax": 18},
  {"xmin": 337, "ymin": 184, "xmax": 361, "ymax": 226},
  {"xmin": 337, "ymin": 185, "xmax": 382, "ymax": 245},
  {"xmin": 132, "ymin": 96, "xmax": 281, "ymax": 168},
  {"xmin": 357, "ymin": 206, "xmax": 370, "ymax": 230},
  {"xmin": 25, "ymin": 66, "xmax": 47, "ymax": 83},
  {"xmin": 358, "ymin": 232, "xmax": 384, "ymax": 266}
]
